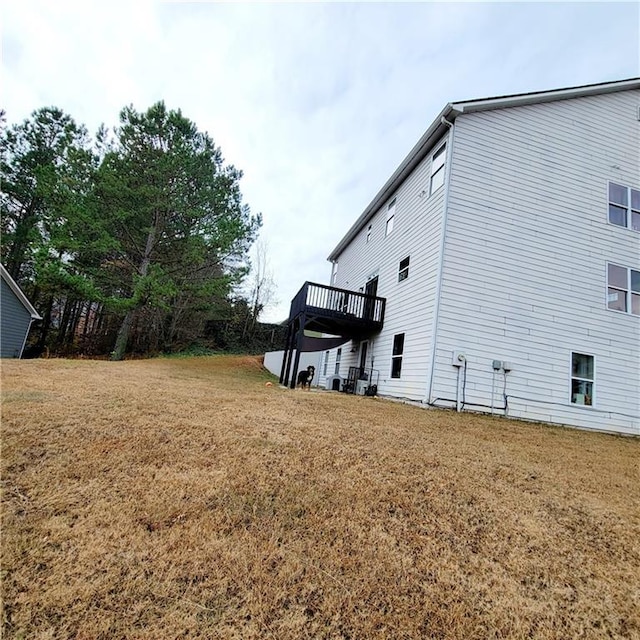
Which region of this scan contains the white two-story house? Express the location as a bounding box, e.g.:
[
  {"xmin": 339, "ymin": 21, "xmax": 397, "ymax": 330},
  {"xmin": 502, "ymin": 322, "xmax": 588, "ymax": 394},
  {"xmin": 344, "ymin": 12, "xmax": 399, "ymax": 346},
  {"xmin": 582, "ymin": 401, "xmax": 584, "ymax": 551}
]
[{"xmin": 280, "ymin": 78, "xmax": 639, "ymax": 435}]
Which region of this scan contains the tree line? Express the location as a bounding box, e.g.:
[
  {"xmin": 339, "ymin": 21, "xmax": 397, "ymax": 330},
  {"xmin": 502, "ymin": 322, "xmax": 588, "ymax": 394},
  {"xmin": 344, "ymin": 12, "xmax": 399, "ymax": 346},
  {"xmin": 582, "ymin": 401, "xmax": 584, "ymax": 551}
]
[{"xmin": 1, "ymin": 103, "xmax": 284, "ymax": 359}]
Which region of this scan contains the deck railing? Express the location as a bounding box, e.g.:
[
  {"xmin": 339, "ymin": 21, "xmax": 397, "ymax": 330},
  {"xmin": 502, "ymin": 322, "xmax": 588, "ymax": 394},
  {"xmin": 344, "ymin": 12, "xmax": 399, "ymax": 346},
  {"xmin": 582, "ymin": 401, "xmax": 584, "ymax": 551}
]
[{"xmin": 290, "ymin": 282, "xmax": 386, "ymax": 326}]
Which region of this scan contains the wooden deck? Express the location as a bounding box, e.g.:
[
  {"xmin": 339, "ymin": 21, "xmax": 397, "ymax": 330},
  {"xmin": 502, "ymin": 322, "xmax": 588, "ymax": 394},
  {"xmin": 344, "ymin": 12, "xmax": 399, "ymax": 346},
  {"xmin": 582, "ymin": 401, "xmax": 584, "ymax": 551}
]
[
  {"xmin": 288, "ymin": 282, "xmax": 385, "ymax": 336},
  {"xmin": 280, "ymin": 282, "xmax": 386, "ymax": 388}
]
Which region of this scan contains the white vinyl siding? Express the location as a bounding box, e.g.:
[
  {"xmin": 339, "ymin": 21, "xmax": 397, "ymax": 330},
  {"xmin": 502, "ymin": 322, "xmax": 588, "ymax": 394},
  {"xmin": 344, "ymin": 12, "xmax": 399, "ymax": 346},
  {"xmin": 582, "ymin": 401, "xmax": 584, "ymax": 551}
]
[
  {"xmin": 328, "ymin": 134, "xmax": 450, "ymax": 400},
  {"xmin": 431, "ymin": 89, "xmax": 640, "ymax": 435}
]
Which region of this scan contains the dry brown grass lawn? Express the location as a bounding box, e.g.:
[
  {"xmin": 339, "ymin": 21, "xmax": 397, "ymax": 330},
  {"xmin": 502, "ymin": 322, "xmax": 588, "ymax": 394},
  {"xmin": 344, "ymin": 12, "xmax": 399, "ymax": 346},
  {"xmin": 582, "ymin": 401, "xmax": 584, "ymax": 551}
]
[{"xmin": 1, "ymin": 355, "xmax": 639, "ymax": 639}]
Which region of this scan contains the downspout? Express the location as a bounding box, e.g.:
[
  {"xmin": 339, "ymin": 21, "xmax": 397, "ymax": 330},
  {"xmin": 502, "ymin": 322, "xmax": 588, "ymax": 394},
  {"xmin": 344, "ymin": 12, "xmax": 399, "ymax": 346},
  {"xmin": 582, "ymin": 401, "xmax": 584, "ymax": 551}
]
[{"xmin": 425, "ymin": 115, "xmax": 455, "ymax": 404}]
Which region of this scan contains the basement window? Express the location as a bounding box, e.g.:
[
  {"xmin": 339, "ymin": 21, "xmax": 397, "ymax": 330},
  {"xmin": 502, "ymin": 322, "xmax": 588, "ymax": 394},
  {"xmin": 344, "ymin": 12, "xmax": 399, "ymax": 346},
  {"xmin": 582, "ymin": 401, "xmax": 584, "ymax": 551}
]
[
  {"xmin": 608, "ymin": 182, "xmax": 640, "ymax": 231},
  {"xmin": 398, "ymin": 256, "xmax": 410, "ymax": 282},
  {"xmin": 430, "ymin": 144, "xmax": 446, "ymax": 195},
  {"xmin": 391, "ymin": 333, "xmax": 405, "ymax": 378},
  {"xmin": 607, "ymin": 263, "xmax": 640, "ymax": 315},
  {"xmin": 570, "ymin": 352, "xmax": 594, "ymax": 406},
  {"xmin": 385, "ymin": 199, "xmax": 396, "ymax": 236}
]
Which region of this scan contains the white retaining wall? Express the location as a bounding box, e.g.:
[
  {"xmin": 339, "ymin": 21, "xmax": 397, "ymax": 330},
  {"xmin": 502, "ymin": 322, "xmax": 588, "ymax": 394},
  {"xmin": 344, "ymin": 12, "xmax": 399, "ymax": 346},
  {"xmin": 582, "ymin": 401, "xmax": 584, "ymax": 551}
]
[{"xmin": 263, "ymin": 350, "xmax": 326, "ymax": 387}]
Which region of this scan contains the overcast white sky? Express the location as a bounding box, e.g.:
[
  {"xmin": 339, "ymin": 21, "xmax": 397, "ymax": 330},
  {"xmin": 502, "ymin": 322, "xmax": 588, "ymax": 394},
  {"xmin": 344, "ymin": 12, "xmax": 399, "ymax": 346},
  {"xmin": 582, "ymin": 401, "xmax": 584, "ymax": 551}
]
[{"xmin": 2, "ymin": 2, "xmax": 639, "ymax": 322}]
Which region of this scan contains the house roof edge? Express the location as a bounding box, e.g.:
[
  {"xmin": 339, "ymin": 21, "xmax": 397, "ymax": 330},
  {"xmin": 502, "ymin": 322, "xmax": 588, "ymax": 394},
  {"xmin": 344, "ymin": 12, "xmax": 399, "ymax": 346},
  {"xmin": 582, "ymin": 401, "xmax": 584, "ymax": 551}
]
[
  {"xmin": 327, "ymin": 103, "xmax": 457, "ymax": 261},
  {"xmin": 327, "ymin": 77, "xmax": 640, "ymax": 263},
  {"xmin": 451, "ymin": 77, "xmax": 640, "ymax": 114},
  {"xmin": 0, "ymin": 264, "xmax": 43, "ymax": 320}
]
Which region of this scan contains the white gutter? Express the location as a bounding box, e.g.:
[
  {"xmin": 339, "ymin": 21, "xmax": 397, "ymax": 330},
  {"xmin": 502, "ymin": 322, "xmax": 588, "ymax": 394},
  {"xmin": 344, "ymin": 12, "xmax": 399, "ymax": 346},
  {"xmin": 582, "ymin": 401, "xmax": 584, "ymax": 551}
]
[{"xmin": 451, "ymin": 77, "xmax": 639, "ymax": 114}]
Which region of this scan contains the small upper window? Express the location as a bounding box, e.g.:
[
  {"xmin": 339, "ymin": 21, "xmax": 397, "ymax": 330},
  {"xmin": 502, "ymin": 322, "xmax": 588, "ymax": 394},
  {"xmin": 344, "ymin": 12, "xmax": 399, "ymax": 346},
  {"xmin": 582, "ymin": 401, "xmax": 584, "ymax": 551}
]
[
  {"xmin": 430, "ymin": 144, "xmax": 446, "ymax": 195},
  {"xmin": 385, "ymin": 199, "xmax": 396, "ymax": 236},
  {"xmin": 607, "ymin": 263, "xmax": 640, "ymax": 315},
  {"xmin": 391, "ymin": 333, "xmax": 405, "ymax": 378},
  {"xmin": 608, "ymin": 182, "xmax": 640, "ymax": 231},
  {"xmin": 332, "ymin": 262, "xmax": 338, "ymax": 284},
  {"xmin": 571, "ymin": 352, "xmax": 594, "ymax": 406},
  {"xmin": 398, "ymin": 256, "xmax": 410, "ymax": 282},
  {"xmin": 366, "ymin": 224, "xmax": 372, "ymax": 243}
]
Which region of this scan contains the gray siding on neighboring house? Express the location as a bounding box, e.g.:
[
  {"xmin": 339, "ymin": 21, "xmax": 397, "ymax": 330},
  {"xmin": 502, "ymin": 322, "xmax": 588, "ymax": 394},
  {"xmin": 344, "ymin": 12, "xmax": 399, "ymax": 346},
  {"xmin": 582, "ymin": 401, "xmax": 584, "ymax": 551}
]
[
  {"xmin": 431, "ymin": 90, "xmax": 640, "ymax": 434},
  {"xmin": 1, "ymin": 277, "xmax": 34, "ymax": 358}
]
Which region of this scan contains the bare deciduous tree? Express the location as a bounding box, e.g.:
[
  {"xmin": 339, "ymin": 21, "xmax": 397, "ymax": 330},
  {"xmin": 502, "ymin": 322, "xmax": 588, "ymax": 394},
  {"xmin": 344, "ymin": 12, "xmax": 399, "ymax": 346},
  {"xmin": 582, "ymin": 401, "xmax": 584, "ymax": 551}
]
[{"xmin": 243, "ymin": 239, "xmax": 277, "ymax": 339}]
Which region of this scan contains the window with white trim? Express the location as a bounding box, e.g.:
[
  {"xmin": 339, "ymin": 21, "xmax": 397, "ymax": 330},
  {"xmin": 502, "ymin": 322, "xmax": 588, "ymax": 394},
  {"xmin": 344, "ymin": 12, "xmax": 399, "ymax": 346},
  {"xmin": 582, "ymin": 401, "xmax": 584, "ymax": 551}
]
[
  {"xmin": 323, "ymin": 350, "xmax": 329, "ymax": 376},
  {"xmin": 398, "ymin": 256, "xmax": 410, "ymax": 282},
  {"xmin": 429, "ymin": 144, "xmax": 446, "ymax": 195},
  {"xmin": 607, "ymin": 263, "xmax": 640, "ymax": 315},
  {"xmin": 391, "ymin": 333, "xmax": 404, "ymax": 378},
  {"xmin": 332, "ymin": 262, "xmax": 338, "ymax": 284},
  {"xmin": 608, "ymin": 182, "xmax": 640, "ymax": 231},
  {"xmin": 334, "ymin": 348, "xmax": 342, "ymax": 375},
  {"xmin": 385, "ymin": 199, "xmax": 396, "ymax": 236},
  {"xmin": 571, "ymin": 352, "xmax": 594, "ymax": 406},
  {"xmin": 366, "ymin": 225, "xmax": 372, "ymax": 243}
]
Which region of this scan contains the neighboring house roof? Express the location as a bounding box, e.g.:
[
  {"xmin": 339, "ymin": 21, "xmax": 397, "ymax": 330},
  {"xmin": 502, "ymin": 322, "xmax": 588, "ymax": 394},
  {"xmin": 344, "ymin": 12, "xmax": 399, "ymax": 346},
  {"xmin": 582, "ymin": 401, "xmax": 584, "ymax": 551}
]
[
  {"xmin": 328, "ymin": 77, "xmax": 640, "ymax": 261},
  {"xmin": 0, "ymin": 265, "xmax": 42, "ymax": 320}
]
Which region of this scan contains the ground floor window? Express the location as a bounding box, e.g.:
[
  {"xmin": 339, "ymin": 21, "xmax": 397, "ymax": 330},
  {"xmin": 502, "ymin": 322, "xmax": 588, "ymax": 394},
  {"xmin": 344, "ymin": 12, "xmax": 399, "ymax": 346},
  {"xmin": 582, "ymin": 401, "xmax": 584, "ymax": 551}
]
[
  {"xmin": 323, "ymin": 351, "xmax": 329, "ymax": 376},
  {"xmin": 334, "ymin": 348, "xmax": 342, "ymax": 375},
  {"xmin": 571, "ymin": 352, "xmax": 594, "ymax": 406},
  {"xmin": 391, "ymin": 333, "xmax": 405, "ymax": 378}
]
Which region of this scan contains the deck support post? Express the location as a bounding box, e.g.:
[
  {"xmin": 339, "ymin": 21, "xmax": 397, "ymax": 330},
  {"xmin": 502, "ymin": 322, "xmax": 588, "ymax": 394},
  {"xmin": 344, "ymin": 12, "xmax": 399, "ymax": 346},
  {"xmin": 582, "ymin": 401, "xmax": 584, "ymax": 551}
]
[
  {"xmin": 289, "ymin": 315, "xmax": 305, "ymax": 389},
  {"xmin": 279, "ymin": 323, "xmax": 292, "ymax": 384},
  {"xmin": 283, "ymin": 318, "xmax": 298, "ymax": 388}
]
